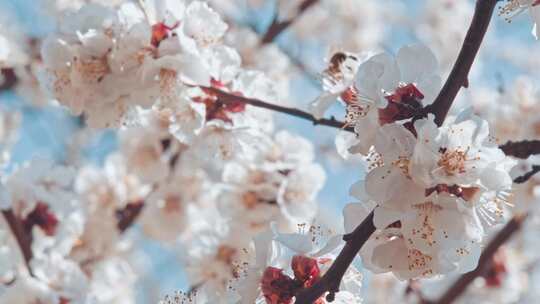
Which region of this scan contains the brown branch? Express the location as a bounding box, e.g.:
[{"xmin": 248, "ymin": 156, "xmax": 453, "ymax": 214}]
[
  {"xmin": 406, "ymin": 280, "xmax": 431, "ymax": 304},
  {"xmin": 202, "ymin": 87, "xmax": 354, "ymax": 132},
  {"xmin": 116, "ymin": 200, "xmax": 145, "ymax": 233},
  {"xmin": 513, "ymin": 165, "xmax": 540, "ymax": 184},
  {"xmin": 294, "ymin": 210, "xmax": 375, "ymax": 303},
  {"xmin": 204, "ymin": 87, "xmax": 540, "ymax": 162},
  {"xmin": 500, "ymin": 140, "xmax": 540, "ymax": 159},
  {"xmin": 426, "ymin": 0, "xmax": 498, "ymax": 126},
  {"xmin": 205, "ymin": 82, "xmax": 534, "ymax": 303},
  {"xmin": 291, "ymin": 177, "xmax": 528, "ymax": 304},
  {"xmin": 205, "ymin": 80, "xmax": 539, "ymax": 303},
  {"xmin": 260, "ymin": 0, "xmax": 319, "ymax": 44},
  {"xmin": 0, "ymin": 68, "xmax": 17, "ymax": 92},
  {"xmin": 431, "ymin": 214, "xmax": 527, "ymax": 304},
  {"xmin": 2, "ymin": 209, "xmax": 32, "ymax": 272}
]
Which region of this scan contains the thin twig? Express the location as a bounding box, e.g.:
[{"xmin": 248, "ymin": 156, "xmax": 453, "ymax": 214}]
[
  {"xmin": 2, "ymin": 209, "xmax": 33, "ymax": 272},
  {"xmin": 202, "ymin": 86, "xmax": 354, "ymax": 132},
  {"xmin": 431, "ymin": 214, "xmax": 528, "ymax": 304},
  {"xmin": 425, "ymin": 0, "xmax": 498, "ymax": 126},
  {"xmin": 294, "ymin": 211, "xmax": 375, "ymax": 303},
  {"xmin": 116, "ymin": 200, "xmax": 145, "ymax": 233},
  {"xmin": 260, "ymin": 0, "xmax": 319, "ymax": 44},
  {"xmin": 0, "ymin": 68, "xmax": 17, "ymax": 92},
  {"xmin": 500, "ymin": 140, "xmax": 540, "ymax": 159},
  {"xmin": 513, "ymin": 165, "xmax": 540, "ymax": 184},
  {"xmin": 204, "ymin": 87, "xmax": 540, "ymax": 163}
]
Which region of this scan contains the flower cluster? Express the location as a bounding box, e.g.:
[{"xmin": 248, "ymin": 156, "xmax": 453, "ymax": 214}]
[
  {"xmin": 3, "ymin": 0, "xmax": 540, "ymax": 303},
  {"xmin": 0, "ymin": 157, "xmax": 138, "ymax": 303},
  {"xmin": 228, "ymin": 223, "xmax": 361, "ymax": 304},
  {"xmin": 2, "ymin": 1, "xmax": 330, "ymax": 302},
  {"xmin": 39, "ymin": 0, "xmax": 278, "ymax": 132},
  {"xmin": 470, "ymin": 76, "xmax": 540, "ymax": 212},
  {"xmin": 344, "ymin": 109, "xmax": 515, "ymax": 279},
  {"xmin": 312, "ymin": 44, "xmax": 441, "ymax": 155}
]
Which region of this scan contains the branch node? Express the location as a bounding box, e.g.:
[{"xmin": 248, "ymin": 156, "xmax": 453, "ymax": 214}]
[{"xmin": 325, "ymin": 291, "xmax": 336, "ymax": 302}]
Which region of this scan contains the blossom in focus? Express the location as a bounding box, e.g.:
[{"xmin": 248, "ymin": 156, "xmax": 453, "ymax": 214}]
[
  {"xmin": 319, "ymin": 44, "xmax": 441, "ymax": 155},
  {"xmin": 345, "ymin": 109, "xmax": 515, "ymax": 279}
]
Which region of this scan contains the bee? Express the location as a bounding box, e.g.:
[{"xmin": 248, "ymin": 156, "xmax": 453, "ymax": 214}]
[
  {"xmin": 322, "ymin": 51, "xmax": 359, "ymax": 86},
  {"xmin": 326, "ymin": 52, "xmax": 349, "ymax": 76}
]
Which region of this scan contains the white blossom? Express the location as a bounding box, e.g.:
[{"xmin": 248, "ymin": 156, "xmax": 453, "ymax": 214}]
[{"xmin": 499, "ymin": 0, "xmax": 540, "ymax": 39}]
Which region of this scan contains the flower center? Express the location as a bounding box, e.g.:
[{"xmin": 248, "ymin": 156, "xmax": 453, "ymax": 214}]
[
  {"xmin": 23, "ymin": 202, "xmax": 58, "ymax": 236},
  {"xmin": 392, "ymin": 156, "xmax": 411, "ymax": 178},
  {"xmin": 195, "ymin": 87, "xmax": 246, "ymax": 123},
  {"xmin": 291, "ymin": 255, "xmax": 321, "ymax": 288},
  {"xmin": 151, "ymin": 22, "xmax": 180, "ymax": 47},
  {"xmin": 242, "ymin": 191, "xmax": 259, "ymax": 209},
  {"xmin": 73, "ymin": 56, "xmax": 110, "ymax": 84},
  {"xmin": 379, "ymin": 83, "xmax": 424, "ymax": 125},
  {"xmin": 408, "ymin": 249, "xmax": 433, "ymax": 276},
  {"xmin": 260, "ymin": 255, "xmax": 323, "ymax": 304},
  {"xmin": 164, "ymin": 195, "xmax": 182, "ymax": 213},
  {"xmin": 437, "ymin": 148, "xmax": 467, "ymax": 176},
  {"xmin": 261, "ymin": 267, "xmax": 297, "ymax": 304},
  {"xmin": 216, "ymin": 245, "xmax": 237, "ymax": 265}
]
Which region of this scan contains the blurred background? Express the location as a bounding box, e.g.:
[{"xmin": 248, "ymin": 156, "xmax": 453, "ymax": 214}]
[{"xmin": 1, "ymin": 0, "xmax": 538, "ymax": 302}]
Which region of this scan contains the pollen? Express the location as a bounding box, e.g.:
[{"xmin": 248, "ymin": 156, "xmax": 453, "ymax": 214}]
[
  {"xmin": 438, "ymin": 148, "xmax": 468, "ymax": 176},
  {"xmin": 407, "ymin": 249, "xmax": 432, "ymax": 271},
  {"xmin": 392, "ymin": 156, "xmax": 411, "ymax": 178},
  {"xmin": 73, "ymin": 56, "xmax": 110, "ymax": 84}
]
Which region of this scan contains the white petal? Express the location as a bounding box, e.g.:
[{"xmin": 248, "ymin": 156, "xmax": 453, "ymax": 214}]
[
  {"xmin": 349, "ymin": 180, "xmax": 370, "ymax": 201},
  {"xmin": 253, "ymin": 229, "xmax": 274, "ymax": 267},
  {"xmin": 273, "ymin": 232, "xmax": 313, "ymax": 255},
  {"xmin": 311, "ymin": 234, "xmax": 343, "ymax": 257},
  {"xmin": 309, "ymin": 92, "xmax": 340, "ymax": 119},
  {"xmin": 373, "ymin": 206, "xmax": 402, "ymax": 229},
  {"xmin": 396, "ymin": 44, "xmax": 438, "ymax": 85},
  {"xmin": 342, "ymin": 203, "xmax": 372, "ymax": 234}
]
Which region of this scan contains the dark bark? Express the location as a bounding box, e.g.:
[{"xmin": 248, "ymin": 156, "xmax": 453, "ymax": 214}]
[{"xmin": 424, "ymin": 0, "xmax": 498, "ymax": 126}]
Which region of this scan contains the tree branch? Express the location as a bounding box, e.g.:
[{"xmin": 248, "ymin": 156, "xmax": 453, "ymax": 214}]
[
  {"xmin": 291, "ymin": 176, "xmax": 530, "ymax": 304},
  {"xmin": 513, "ymin": 165, "xmax": 540, "ymax": 184},
  {"xmin": 2, "ymin": 209, "xmax": 33, "ymax": 272},
  {"xmin": 116, "ymin": 200, "xmax": 145, "ymax": 233},
  {"xmin": 0, "ymin": 68, "xmax": 17, "ymax": 92},
  {"xmin": 426, "ymin": 0, "xmax": 498, "ymax": 126},
  {"xmin": 202, "ymin": 88, "xmax": 539, "ymax": 303},
  {"xmin": 500, "ymin": 140, "xmax": 540, "ymax": 159},
  {"xmin": 209, "ymin": 7, "xmax": 531, "ymax": 300},
  {"xmin": 260, "ymin": 0, "xmax": 319, "ymax": 44},
  {"xmin": 294, "ymin": 210, "xmax": 375, "ymax": 303},
  {"xmin": 202, "ymin": 87, "xmax": 354, "ymax": 132},
  {"xmin": 204, "ymin": 87, "xmax": 540, "ymax": 163},
  {"xmin": 431, "ymin": 214, "xmax": 528, "ymax": 304}
]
